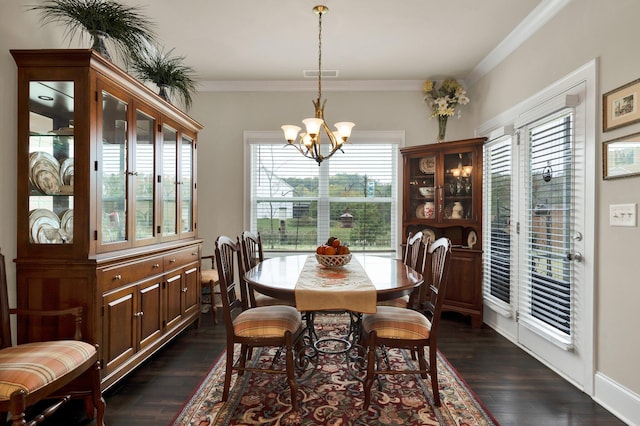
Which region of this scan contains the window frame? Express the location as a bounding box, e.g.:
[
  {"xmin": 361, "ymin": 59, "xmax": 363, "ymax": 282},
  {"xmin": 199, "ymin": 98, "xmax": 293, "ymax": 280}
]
[{"xmin": 244, "ymin": 130, "xmax": 404, "ymax": 255}]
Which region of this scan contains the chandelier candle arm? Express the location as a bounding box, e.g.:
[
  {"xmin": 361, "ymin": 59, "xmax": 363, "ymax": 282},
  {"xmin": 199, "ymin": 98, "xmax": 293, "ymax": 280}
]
[{"xmin": 281, "ymin": 5, "xmax": 354, "ymax": 165}]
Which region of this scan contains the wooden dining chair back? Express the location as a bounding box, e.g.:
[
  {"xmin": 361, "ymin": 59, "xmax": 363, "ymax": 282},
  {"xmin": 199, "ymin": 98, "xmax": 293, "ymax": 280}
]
[
  {"xmin": 240, "ymin": 231, "xmax": 294, "ymax": 308},
  {"xmin": 0, "ymin": 250, "xmax": 105, "ymax": 425},
  {"xmin": 215, "ymin": 236, "xmax": 304, "ymax": 410},
  {"xmin": 380, "ymin": 231, "xmax": 427, "ymax": 309},
  {"xmin": 362, "ymin": 237, "xmax": 452, "ymax": 408}
]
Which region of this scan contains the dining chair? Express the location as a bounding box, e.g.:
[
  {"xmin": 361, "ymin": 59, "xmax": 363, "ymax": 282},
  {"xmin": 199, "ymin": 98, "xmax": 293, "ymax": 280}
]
[
  {"xmin": 378, "ymin": 231, "xmax": 427, "ymax": 309},
  {"xmin": 215, "ymin": 235, "xmax": 304, "ymax": 410},
  {"xmin": 361, "ymin": 237, "xmax": 452, "ymax": 408},
  {"xmin": 0, "ymin": 250, "xmax": 105, "ymax": 425},
  {"xmin": 200, "ymin": 249, "xmax": 220, "ymax": 324},
  {"xmin": 240, "ymin": 231, "xmax": 294, "ymax": 308}
]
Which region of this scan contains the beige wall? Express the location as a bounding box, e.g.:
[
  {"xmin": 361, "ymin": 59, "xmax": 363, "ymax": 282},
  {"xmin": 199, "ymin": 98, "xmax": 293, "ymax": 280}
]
[
  {"xmin": 0, "ymin": 0, "xmax": 638, "ymax": 422},
  {"xmin": 469, "ymin": 0, "xmax": 640, "ymax": 420}
]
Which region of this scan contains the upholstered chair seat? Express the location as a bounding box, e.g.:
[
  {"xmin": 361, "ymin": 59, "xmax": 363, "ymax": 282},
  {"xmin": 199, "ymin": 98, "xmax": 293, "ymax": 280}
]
[
  {"xmin": 234, "ymin": 305, "xmax": 302, "ymax": 338},
  {"xmin": 362, "ymin": 306, "xmax": 431, "ymax": 340}
]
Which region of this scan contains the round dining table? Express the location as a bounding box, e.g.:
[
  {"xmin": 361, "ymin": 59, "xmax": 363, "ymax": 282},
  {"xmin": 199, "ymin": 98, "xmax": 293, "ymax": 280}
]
[{"xmin": 244, "ymin": 254, "xmax": 423, "ymax": 307}]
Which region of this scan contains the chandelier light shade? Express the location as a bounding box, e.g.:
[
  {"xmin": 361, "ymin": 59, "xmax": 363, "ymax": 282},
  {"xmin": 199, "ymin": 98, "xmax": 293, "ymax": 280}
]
[{"xmin": 282, "ymin": 5, "xmax": 354, "ymax": 165}]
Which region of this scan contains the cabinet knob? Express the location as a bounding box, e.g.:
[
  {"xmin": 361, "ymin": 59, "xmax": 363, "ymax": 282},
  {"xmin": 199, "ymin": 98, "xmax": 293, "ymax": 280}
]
[
  {"xmin": 191, "ymin": 252, "xmax": 197, "ymax": 256},
  {"xmin": 169, "ymin": 258, "xmax": 176, "ymax": 263},
  {"xmin": 153, "ymin": 263, "xmax": 160, "ymax": 268},
  {"xmin": 182, "ymin": 287, "xmax": 188, "ymax": 293},
  {"xmin": 113, "ymin": 274, "xmax": 122, "ymax": 280},
  {"xmin": 134, "ymin": 311, "xmax": 144, "ymax": 317}
]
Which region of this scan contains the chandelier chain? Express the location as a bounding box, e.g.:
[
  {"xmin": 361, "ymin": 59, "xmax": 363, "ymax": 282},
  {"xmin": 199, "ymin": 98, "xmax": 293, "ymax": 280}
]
[{"xmin": 317, "ymin": 9, "xmax": 323, "ymax": 100}]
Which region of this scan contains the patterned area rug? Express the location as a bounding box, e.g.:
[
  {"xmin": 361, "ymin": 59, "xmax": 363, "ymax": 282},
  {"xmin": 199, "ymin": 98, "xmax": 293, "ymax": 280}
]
[{"xmin": 171, "ymin": 313, "xmax": 497, "ymax": 425}]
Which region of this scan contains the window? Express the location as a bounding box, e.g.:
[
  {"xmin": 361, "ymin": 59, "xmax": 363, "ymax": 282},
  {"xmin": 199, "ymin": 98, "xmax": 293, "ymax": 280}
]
[
  {"xmin": 483, "ymin": 135, "xmax": 514, "ymax": 313},
  {"xmin": 245, "ymin": 131, "xmax": 401, "ymax": 253}
]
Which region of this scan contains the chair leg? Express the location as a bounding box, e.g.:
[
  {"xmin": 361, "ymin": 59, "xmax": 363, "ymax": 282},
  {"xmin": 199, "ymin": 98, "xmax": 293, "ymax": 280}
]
[
  {"xmin": 363, "ymin": 332, "xmax": 376, "ymax": 409},
  {"xmin": 429, "ymin": 346, "xmax": 440, "ymax": 406},
  {"xmin": 9, "ymin": 390, "xmax": 26, "ymax": 426},
  {"xmin": 90, "ymin": 361, "xmax": 106, "ymax": 426},
  {"xmin": 222, "ymin": 342, "xmax": 235, "ymax": 401},
  {"xmin": 285, "ymin": 334, "xmax": 299, "ymax": 411}
]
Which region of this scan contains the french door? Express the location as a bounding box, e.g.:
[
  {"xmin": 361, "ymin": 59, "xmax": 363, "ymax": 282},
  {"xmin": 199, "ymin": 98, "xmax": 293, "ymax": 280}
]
[{"xmin": 483, "ymin": 75, "xmax": 595, "ymax": 392}]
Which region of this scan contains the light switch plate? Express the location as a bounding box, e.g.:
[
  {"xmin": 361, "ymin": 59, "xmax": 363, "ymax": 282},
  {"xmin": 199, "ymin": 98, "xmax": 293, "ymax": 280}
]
[{"xmin": 609, "ymin": 203, "xmax": 637, "ymax": 227}]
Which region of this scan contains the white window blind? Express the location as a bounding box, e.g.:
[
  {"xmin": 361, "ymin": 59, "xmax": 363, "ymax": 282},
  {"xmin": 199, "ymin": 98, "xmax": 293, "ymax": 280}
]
[
  {"xmin": 247, "ymin": 134, "xmax": 398, "ymax": 252},
  {"xmin": 519, "ymin": 110, "xmax": 574, "ymax": 338},
  {"xmin": 483, "ymin": 136, "xmax": 513, "ymax": 313}
]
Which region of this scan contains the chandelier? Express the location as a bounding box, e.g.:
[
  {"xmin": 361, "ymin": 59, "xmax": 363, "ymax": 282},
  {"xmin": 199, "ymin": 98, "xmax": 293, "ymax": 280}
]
[{"xmin": 281, "ymin": 5, "xmax": 354, "ymax": 165}]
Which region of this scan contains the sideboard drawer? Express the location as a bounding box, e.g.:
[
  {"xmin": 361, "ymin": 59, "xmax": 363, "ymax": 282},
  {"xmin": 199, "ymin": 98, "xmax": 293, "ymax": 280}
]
[
  {"xmin": 100, "ymin": 256, "xmax": 164, "ymax": 291},
  {"xmin": 164, "ymin": 247, "xmax": 200, "ymax": 270}
]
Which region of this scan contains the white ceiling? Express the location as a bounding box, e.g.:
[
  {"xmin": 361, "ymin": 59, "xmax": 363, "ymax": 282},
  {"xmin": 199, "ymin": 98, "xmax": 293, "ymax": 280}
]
[{"xmin": 132, "ymin": 0, "xmax": 568, "ymax": 91}]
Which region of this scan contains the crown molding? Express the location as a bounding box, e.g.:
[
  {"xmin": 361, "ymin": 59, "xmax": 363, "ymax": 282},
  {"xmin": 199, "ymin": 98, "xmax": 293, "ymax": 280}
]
[{"xmin": 199, "ymin": 79, "xmax": 424, "ymax": 93}]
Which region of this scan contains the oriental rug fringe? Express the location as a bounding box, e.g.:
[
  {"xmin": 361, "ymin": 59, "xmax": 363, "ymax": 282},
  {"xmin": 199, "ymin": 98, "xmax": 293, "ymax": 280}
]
[{"xmin": 171, "ymin": 314, "xmax": 498, "ymax": 426}]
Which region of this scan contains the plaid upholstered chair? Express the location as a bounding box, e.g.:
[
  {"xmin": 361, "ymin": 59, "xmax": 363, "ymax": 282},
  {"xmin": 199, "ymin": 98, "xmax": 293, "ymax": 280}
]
[
  {"xmin": 215, "ymin": 236, "xmax": 304, "ymax": 410},
  {"xmin": 239, "ymin": 231, "xmax": 294, "ymax": 308},
  {"xmin": 362, "ymin": 237, "xmax": 452, "ymax": 408},
  {"xmin": 0, "ymin": 250, "xmax": 105, "ymax": 425},
  {"xmin": 200, "ymin": 250, "xmax": 220, "ymax": 324}
]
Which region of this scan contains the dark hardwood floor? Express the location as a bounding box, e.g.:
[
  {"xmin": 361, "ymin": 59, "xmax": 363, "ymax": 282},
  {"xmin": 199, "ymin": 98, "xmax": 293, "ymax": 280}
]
[{"xmin": 39, "ymin": 311, "xmax": 622, "ymax": 426}]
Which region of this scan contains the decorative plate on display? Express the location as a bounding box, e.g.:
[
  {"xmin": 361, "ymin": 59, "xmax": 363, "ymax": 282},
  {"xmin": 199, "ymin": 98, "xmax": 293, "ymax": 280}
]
[
  {"xmin": 60, "ymin": 158, "xmax": 74, "ymax": 186},
  {"xmin": 29, "ymin": 151, "xmax": 62, "ymax": 195},
  {"xmin": 415, "ymin": 203, "xmax": 426, "ymax": 219},
  {"xmin": 419, "ymin": 156, "xmax": 436, "ymax": 174},
  {"xmin": 59, "ymin": 209, "xmax": 74, "ymax": 243},
  {"xmin": 421, "ymin": 228, "xmax": 436, "ymax": 244},
  {"xmin": 29, "ymin": 209, "xmax": 61, "ymax": 244},
  {"xmin": 467, "ymin": 230, "xmax": 478, "ymax": 248}
]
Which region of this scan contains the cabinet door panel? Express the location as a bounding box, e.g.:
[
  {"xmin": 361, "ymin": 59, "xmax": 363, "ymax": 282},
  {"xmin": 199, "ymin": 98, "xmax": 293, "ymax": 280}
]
[
  {"xmin": 161, "ymin": 125, "xmax": 178, "ymax": 238},
  {"xmin": 165, "ymin": 273, "xmax": 183, "ymax": 328},
  {"xmin": 139, "ymin": 279, "xmax": 162, "ymax": 349},
  {"xmin": 133, "ymin": 108, "xmax": 157, "ymax": 243},
  {"xmin": 103, "ymin": 287, "xmax": 136, "ymax": 374},
  {"xmin": 182, "ymin": 265, "xmax": 199, "ymax": 316}
]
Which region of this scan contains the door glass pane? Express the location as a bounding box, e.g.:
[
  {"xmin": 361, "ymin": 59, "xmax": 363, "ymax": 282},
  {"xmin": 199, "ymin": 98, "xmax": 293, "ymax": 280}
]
[
  {"xmin": 162, "ymin": 125, "xmax": 177, "ymax": 236},
  {"xmin": 101, "ymin": 91, "xmax": 128, "ymax": 244},
  {"xmin": 180, "ymin": 135, "xmax": 193, "ymax": 233},
  {"xmin": 525, "ymin": 112, "xmax": 573, "ymax": 335},
  {"xmin": 443, "ymin": 151, "xmax": 473, "ymax": 220},
  {"xmin": 135, "ymin": 110, "xmax": 155, "ymax": 240},
  {"xmin": 483, "ymin": 138, "xmax": 512, "ymax": 305},
  {"xmin": 28, "ymin": 81, "xmax": 75, "ymax": 244}
]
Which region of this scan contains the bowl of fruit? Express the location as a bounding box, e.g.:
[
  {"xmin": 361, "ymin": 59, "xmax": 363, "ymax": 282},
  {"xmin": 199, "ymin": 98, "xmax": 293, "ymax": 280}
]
[{"xmin": 315, "ymin": 237, "xmax": 352, "ymax": 267}]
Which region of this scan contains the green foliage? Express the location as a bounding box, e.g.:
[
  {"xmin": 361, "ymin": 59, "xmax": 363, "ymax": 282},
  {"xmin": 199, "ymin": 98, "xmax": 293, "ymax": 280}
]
[
  {"xmin": 30, "ymin": 0, "xmax": 156, "ymax": 63},
  {"xmin": 130, "ymin": 47, "xmax": 197, "ymax": 110}
]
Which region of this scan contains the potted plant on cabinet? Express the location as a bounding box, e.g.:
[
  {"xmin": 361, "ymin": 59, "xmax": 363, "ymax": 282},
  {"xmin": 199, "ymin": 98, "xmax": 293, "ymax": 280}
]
[
  {"xmin": 130, "ymin": 47, "xmax": 197, "ymax": 111},
  {"xmin": 30, "ymin": 0, "xmax": 156, "ymax": 63}
]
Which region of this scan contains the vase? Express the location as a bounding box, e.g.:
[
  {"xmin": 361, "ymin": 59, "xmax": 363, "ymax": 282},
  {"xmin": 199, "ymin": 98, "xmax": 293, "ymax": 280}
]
[
  {"xmin": 90, "ymin": 31, "xmax": 112, "ymax": 61},
  {"xmin": 158, "ymin": 84, "xmax": 171, "ymax": 103},
  {"xmin": 437, "ymin": 115, "xmax": 448, "ymax": 142}
]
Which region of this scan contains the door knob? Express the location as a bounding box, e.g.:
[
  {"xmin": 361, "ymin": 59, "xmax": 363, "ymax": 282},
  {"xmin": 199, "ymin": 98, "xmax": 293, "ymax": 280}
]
[{"xmin": 566, "ymin": 252, "xmax": 583, "ymax": 262}]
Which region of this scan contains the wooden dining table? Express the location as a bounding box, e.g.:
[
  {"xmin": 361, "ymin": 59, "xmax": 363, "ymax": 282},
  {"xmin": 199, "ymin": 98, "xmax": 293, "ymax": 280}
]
[{"xmin": 244, "ymin": 254, "xmax": 423, "ymax": 312}]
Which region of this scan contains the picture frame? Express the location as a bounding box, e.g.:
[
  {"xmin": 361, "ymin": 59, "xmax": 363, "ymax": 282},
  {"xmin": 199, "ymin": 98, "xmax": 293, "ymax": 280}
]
[
  {"xmin": 603, "ymin": 78, "xmax": 640, "ymax": 131},
  {"xmin": 603, "ymin": 132, "xmax": 640, "ymax": 179}
]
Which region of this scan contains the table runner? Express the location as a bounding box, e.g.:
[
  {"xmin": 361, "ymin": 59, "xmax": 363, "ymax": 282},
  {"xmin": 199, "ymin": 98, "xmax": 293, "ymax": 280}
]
[{"xmin": 294, "ymin": 256, "xmax": 377, "ymax": 313}]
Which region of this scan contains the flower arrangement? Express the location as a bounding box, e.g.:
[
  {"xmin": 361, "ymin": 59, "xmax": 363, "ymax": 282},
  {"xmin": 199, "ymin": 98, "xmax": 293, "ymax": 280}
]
[{"xmin": 422, "ymin": 78, "xmax": 470, "ymax": 142}]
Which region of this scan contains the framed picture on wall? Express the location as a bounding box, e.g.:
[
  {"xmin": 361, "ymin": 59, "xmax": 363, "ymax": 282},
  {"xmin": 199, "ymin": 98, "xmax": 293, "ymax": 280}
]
[
  {"xmin": 603, "ymin": 78, "xmax": 640, "ymax": 131},
  {"xmin": 603, "ymin": 132, "xmax": 640, "ymax": 179}
]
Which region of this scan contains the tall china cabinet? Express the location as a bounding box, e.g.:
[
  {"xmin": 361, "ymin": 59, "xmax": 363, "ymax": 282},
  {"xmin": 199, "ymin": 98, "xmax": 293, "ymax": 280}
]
[
  {"xmin": 11, "ymin": 50, "xmax": 204, "ymax": 390},
  {"xmin": 400, "ymin": 138, "xmax": 486, "ymax": 328}
]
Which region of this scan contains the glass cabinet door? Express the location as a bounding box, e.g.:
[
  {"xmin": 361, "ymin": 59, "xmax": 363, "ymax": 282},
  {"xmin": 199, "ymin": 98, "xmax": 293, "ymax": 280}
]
[
  {"xmin": 100, "ymin": 91, "xmax": 128, "ymax": 245},
  {"xmin": 28, "ymin": 81, "xmax": 75, "ymax": 245},
  {"xmin": 443, "ymin": 150, "xmax": 474, "ymax": 221},
  {"xmin": 180, "ymin": 135, "xmax": 194, "ymax": 233},
  {"xmin": 134, "ymin": 110, "xmax": 156, "ymax": 242},
  {"xmin": 408, "ymin": 154, "xmax": 436, "ymax": 220},
  {"xmin": 162, "ymin": 125, "xmax": 178, "ymax": 237}
]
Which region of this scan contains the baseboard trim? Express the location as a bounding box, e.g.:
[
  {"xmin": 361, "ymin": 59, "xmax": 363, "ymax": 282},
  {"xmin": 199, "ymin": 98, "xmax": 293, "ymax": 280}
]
[{"xmin": 594, "ymin": 372, "xmax": 640, "ymax": 426}]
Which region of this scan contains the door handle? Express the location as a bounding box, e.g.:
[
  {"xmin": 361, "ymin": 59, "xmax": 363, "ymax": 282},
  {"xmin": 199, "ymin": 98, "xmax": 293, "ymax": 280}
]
[{"xmin": 566, "ymin": 252, "xmax": 583, "ymax": 262}]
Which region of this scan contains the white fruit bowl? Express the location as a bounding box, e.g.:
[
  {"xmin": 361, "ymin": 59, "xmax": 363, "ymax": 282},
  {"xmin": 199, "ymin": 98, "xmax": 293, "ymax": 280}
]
[{"xmin": 315, "ymin": 254, "xmax": 352, "ymax": 268}]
